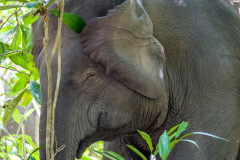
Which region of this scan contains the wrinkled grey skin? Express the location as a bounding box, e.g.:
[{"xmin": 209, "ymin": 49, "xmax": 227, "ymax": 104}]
[{"xmin": 32, "ymin": 0, "xmax": 240, "ymax": 159}]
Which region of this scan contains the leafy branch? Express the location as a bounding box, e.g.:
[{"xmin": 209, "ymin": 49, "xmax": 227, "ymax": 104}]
[
  {"xmin": 0, "ymin": 7, "xmax": 20, "ymax": 30},
  {"xmin": 0, "ymin": 65, "xmax": 30, "ymax": 76},
  {"xmin": 0, "ymin": 49, "xmax": 30, "ymax": 56}
]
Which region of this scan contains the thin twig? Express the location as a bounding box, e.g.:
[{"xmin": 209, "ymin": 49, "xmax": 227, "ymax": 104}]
[
  {"xmin": 0, "ymin": 66, "xmax": 30, "ymax": 76},
  {"xmin": 13, "ymin": 11, "xmax": 20, "ymax": 51},
  {"xmin": 50, "ymin": 0, "xmax": 63, "ymax": 158},
  {"xmin": 0, "ymin": 8, "xmax": 20, "ymax": 30},
  {"xmin": 22, "ymin": 124, "xmax": 27, "ymax": 160},
  {"xmin": 50, "ymin": 145, "xmax": 66, "ymax": 160},
  {"xmin": 16, "ymin": 105, "xmax": 31, "ymax": 136},
  {"xmin": 0, "ymin": 49, "xmax": 30, "ymax": 56}
]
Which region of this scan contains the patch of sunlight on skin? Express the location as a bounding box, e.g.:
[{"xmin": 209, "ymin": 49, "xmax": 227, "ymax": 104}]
[{"xmin": 175, "ymin": 0, "xmax": 187, "ymax": 7}]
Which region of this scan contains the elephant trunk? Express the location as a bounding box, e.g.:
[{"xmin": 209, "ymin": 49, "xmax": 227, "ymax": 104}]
[{"xmin": 39, "ymin": 95, "xmax": 86, "ymax": 160}]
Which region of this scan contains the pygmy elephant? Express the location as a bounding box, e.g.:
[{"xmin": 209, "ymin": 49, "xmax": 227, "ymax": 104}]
[{"xmin": 32, "ymin": 0, "xmax": 240, "ymax": 159}]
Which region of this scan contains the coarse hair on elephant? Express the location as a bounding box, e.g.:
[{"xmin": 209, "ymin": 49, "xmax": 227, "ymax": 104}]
[{"xmin": 32, "ymin": 0, "xmax": 240, "ymax": 159}]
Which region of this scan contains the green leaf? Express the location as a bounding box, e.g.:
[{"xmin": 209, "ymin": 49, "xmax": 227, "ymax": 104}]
[
  {"xmin": 26, "ymin": 28, "xmax": 32, "ymax": 50},
  {"xmin": 175, "ymin": 121, "xmax": 188, "ymax": 139},
  {"xmin": 127, "ymin": 145, "xmax": 147, "ymax": 160},
  {"xmin": 153, "ymin": 150, "xmax": 158, "ymax": 156},
  {"xmin": 30, "ymin": 81, "xmax": 41, "ymax": 104},
  {"xmin": 25, "ymin": 1, "xmax": 41, "ymax": 8},
  {"xmin": 15, "ymin": 72, "xmax": 28, "ymax": 81},
  {"xmin": 12, "ymin": 109, "xmax": 22, "ymax": 124},
  {"xmin": 92, "ymin": 150, "xmax": 118, "ymax": 160},
  {"xmin": 12, "ymin": 78, "xmax": 28, "ymax": 93},
  {"xmin": 158, "ymin": 131, "xmax": 170, "ymax": 160},
  {"xmin": 50, "ymin": 9, "xmax": 86, "ymax": 34},
  {"xmin": 27, "ymin": 145, "xmax": 45, "ymax": 160},
  {"xmin": 9, "ymin": 27, "xmax": 22, "ymax": 50},
  {"xmin": 8, "ymin": 154, "xmax": 21, "ymax": 160},
  {"xmin": 0, "ymin": 4, "xmax": 25, "ymax": 11},
  {"xmin": 105, "ymin": 151, "xmax": 125, "ymax": 160},
  {"xmin": 169, "ymin": 132, "xmax": 176, "ymax": 140},
  {"xmin": 22, "ymin": 11, "xmax": 40, "ymax": 26},
  {"xmin": 1, "ymin": 0, "xmax": 6, "ymax": 5},
  {"xmin": 20, "ymin": 25, "xmax": 28, "ymax": 48},
  {"xmin": 191, "ymin": 132, "xmax": 229, "ymax": 141},
  {"xmin": 20, "ymin": 89, "xmax": 33, "ymax": 106},
  {"xmin": 180, "ymin": 139, "xmax": 200, "ymax": 149},
  {"xmin": 24, "ymin": 108, "xmax": 36, "ymax": 120},
  {"xmin": 0, "ymin": 25, "xmax": 17, "ymax": 43},
  {"xmin": 29, "ymin": 156, "xmax": 36, "ymax": 160},
  {"xmin": 8, "ymin": 54, "xmax": 28, "ymax": 70},
  {"xmin": 137, "ymin": 130, "xmax": 153, "ymax": 153},
  {"xmin": 3, "ymin": 89, "xmax": 26, "ymax": 125},
  {"xmin": 0, "ymin": 42, "xmax": 8, "ymax": 62},
  {"xmin": 45, "ymin": 0, "xmax": 54, "ymax": 8},
  {"xmin": 169, "ymin": 139, "xmax": 179, "ymax": 150},
  {"xmin": 167, "ymin": 124, "xmax": 180, "ymax": 136}
]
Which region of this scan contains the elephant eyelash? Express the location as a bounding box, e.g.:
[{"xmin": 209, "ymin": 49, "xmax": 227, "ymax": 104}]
[{"xmin": 84, "ymin": 73, "xmax": 96, "ymax": 81}]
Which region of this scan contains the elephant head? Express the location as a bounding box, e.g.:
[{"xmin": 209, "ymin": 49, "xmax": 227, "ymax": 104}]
[
  {"xmin": 33, "ymin": 0, "xmax": 169, "ymax": 159},
  {"xmin": 33, "ymin": 0, "xmax": 240, "ymax": 159}
]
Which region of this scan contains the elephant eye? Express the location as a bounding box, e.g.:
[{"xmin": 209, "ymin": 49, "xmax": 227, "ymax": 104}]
[{"xmin": 84, "ymin": 73, "xmax": 96, "ymax": 81}]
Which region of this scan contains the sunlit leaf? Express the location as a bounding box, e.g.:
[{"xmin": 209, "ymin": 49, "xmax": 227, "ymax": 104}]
[
  {"xmin": 20, "ymin": 89, "xmax": 33, "ymax": 106},
  {"xmin": 191, "ymin": 132, "xmax": 229, "ymax": 141},
  {"xmin": 12, "ymin": 109, "xmax": 22, "ymax": 124},
  {"xmin": 167, "ymin": 124, "xmax": 180, "ymax": 136},
  {"xmin": 169, "ymin": 139, "xmax": 179, "ymax": 150},
  {"xmin": 30, "ymin": 81, "xmax": 41, "ymax": 104},
  {"xmin": 12, "ymin": 78, "xmax": 28, "ymax": 93},
  {"xmin": 50, "ymin": 9, "xmax": 86, "ymax": 34},
  {"xmin": 45, "ymin": 0, "xmax": 54, "ymax": 8},
  {"xmin": 25, "ymin": 1, "xmax": 41, "ymax": 8},
  {"xmin": 0, "ymin": 42, "xmax": 8, "ymax": 62},
  {"xmin": 1, "ymin": 0, "xmax": 6, "ymax": 5},
  {"xmin": 8, "ymin": 154, "xmax": 21, "ymax": 160},
  {"xmin": 24, "ymin": 108, "xmax": 36, "ymax": 120},
  {"xmin": 9, "ymin": 27, "xmax": 22, "ymax": 50},
  {"xmin": 20, "ymin": 25, "xmax": 28, "ymax": 48},
  {"xmin": 22, "ymin": 11, "xmax": 40, "ymax": 26},
  {"xmin": 8, "ymin": 54, "xmax": 28, "ymax": 70},
  {"xmin": 175, "ymin": 121, "xmax": 188, "ymax": 139},
  {"xmin": 158, "ymin": 131, "xmax": 170, "ymax": 160},
  {"xmin": 27, "ymin": 145, "xmax": 45, "ymax": 160},
  {"xmin": 26, "ymin": 28, "xmax": 32, "ymax": 50},
  {"xmin": 137, "ymin": 130, "xmax": 153, "ymax": 153},
  {"xmin": 92, "ymin": 150, "xmax": 118, "ymax": 160},
  {"xmin": 105, "ymin": 151, "xmax": 125, "ymax": 160},
  {"xmin": 127, "ymin": 145, "xmax": 147, "ymax": 160},
  {"xmin": 180, "ymin": 139, "xmax": 200, "ymax": 149},
  {"xmin": 15, "ymin": 72, "xmax": 28, "ymax": 81},
  {"xmin": 0, "ymin": 25, "xmax": 17, "ymax": 43},
  {"xmin": 3, "ymin": 89, "xmax": 26, "ymax": 125}
]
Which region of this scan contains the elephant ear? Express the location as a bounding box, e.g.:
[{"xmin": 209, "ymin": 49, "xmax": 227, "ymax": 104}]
[{"xmin": 80, "ymin": 0, "xmax": 166, "ymax": 99}]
